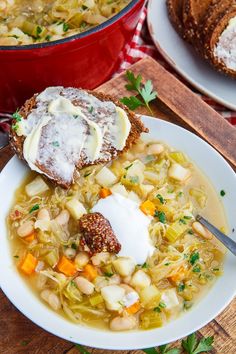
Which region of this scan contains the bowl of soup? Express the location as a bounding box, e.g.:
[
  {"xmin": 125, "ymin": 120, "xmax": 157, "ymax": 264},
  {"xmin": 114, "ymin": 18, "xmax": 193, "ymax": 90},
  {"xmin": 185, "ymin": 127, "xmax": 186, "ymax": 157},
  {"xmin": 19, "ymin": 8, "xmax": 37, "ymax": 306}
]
[
  {"xmin": 0, "ymin": 0, "xmax": 145, "ymax": 113},
  {"xmin": 0, "ymin": 116, "xmax": 236, "ymax": 350}
]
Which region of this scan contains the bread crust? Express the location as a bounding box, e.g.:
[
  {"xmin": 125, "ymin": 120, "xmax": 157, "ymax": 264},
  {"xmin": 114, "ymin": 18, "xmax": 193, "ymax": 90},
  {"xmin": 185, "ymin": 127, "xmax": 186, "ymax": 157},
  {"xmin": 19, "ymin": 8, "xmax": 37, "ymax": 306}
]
[
  {"xmin": 167, "ymin": 0, "xmax": 185, "ymax": 36},
  {"xmin": 10, "ymin": 89, "xmax": 148, "ymax": 188}
]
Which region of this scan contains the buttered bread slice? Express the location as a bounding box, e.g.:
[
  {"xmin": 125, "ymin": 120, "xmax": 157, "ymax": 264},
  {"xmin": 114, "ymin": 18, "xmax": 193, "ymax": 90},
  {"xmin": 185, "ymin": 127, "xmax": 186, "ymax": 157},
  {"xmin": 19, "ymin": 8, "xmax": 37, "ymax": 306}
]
[{"xmin": 10, "ymin": 87, "xmax": 147, "ymax": 187}]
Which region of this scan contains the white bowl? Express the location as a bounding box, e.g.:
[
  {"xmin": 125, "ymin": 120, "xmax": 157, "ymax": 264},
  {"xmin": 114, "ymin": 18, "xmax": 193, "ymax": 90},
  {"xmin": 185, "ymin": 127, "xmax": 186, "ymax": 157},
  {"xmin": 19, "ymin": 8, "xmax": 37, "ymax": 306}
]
[{"xmin": 0, "ymin": 116, "xmax": 236, "ymax": 350}]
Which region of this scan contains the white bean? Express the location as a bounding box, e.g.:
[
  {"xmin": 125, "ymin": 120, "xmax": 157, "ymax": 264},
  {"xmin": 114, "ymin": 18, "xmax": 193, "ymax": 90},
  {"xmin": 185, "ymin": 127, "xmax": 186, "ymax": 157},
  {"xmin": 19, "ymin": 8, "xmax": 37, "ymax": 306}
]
[
  {"xmin": 75, "ymin": 252, "xmax": 89, "ymax": 269},
  {"xmin": 75, "ymin": 276, "xmax": 95, "ymax": 295},
  {"xmin": 64, "ymin": 247, "xmax": 76, "ymax": 259},
  {"xmin": 110, "ymin": 315, "xmax": 137, "ymax": 331},
  {"xmin": 192, "ymin": 222, "xmax": 212, "ymax": 240},
  {"xmin": 91, "ymin": 252, "xmax": 110, "ymax": 266},
  {"xmin": 41, "ymin": 289, "xmax": 61, "ymax": 311},
  {"xmin": 55, "ymin": 210, "xmax": 70, "ymax": 226},
  {"xmin": 147, "ymin": 143, "xmax": 164, "ymax": 155},
  {"xmin": 17, "ymin": 220, "xmax": 34, "ymax": 237},
  {"xmin": 37, "ymin": 208, "xmax": 50, "ymax": 221}
]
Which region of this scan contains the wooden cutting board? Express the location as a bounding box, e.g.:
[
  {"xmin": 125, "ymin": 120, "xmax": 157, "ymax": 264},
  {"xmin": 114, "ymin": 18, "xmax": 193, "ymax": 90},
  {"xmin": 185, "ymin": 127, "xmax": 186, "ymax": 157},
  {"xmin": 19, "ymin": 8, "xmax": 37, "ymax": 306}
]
[{"xmin": 0, "ymin": 57, "xmax": 235, "ymax": 354}]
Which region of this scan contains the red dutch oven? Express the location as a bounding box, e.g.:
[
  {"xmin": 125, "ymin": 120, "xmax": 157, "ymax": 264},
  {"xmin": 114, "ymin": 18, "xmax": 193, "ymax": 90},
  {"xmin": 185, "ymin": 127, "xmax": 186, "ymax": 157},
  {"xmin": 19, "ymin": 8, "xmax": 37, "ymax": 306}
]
[{"xmin": 0, "ymin": 0, "xmax": 145, "ymax": 113}]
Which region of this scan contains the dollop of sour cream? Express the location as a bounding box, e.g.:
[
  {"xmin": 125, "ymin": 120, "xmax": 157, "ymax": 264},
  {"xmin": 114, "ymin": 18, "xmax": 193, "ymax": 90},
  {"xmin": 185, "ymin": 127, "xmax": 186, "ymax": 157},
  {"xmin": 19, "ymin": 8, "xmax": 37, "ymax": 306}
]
[
  {"xmin": 92, "ymin": 193, "xmax": 155, "ymax": 264},
  {"xmin": 214, "ymin": 16, "xmax": 236, "ymax": 71}
]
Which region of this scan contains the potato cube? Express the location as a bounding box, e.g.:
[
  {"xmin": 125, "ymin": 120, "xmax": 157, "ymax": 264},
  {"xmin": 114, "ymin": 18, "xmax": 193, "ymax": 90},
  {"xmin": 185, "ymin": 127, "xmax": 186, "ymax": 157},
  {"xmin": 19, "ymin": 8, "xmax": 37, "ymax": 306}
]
[
  {"xmin": 66, "ymin": 199, "xmax": 86, "ymax": 220},
  {"xmin": 95, "ymin": 167, "xmax": 118, "ymax": 187},
  {"xmin": 112, "ymin": 257, "xmax": 135, "ymax": 277},
  {"xmin": 140, "ymin": 285, "xmax": 161, "ymax": 309},
  {"xmin": 101, "ymin": 285, "xmax": 125, "ymax": 311},
  {"xmin": 130, "ymin": 270, "xmax": 151, "ymax": 289},
  {"xmin": 25, "ymin": 176, "xmax": 49, "ymax": 197},
  {"xmin": 168, "ymin": 163, "xmax": 191, "ymax": 182}
]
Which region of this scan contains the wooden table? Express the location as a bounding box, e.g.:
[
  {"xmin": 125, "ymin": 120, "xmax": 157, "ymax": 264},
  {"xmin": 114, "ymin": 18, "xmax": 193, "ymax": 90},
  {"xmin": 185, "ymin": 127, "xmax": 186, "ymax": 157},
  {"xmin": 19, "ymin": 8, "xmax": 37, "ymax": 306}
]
[{"xmin": 0, "ymin": 58, "xmax": 236, "ymax": 354}]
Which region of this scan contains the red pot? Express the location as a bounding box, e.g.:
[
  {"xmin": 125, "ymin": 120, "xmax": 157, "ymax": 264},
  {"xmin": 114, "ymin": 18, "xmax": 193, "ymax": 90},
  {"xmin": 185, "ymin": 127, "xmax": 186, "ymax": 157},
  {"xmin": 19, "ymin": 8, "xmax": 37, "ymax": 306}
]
[{"xmin": 0, "ymin": 0, "xmax": 145, "ymax": 113}]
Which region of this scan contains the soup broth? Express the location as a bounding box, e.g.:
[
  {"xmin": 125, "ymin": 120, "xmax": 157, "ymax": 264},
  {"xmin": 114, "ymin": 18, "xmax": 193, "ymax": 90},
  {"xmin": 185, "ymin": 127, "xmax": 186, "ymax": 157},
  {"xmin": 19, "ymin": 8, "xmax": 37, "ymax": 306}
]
[{"xmin": 7, "ymin": 139, "xmax": 227, "ymax": 331}]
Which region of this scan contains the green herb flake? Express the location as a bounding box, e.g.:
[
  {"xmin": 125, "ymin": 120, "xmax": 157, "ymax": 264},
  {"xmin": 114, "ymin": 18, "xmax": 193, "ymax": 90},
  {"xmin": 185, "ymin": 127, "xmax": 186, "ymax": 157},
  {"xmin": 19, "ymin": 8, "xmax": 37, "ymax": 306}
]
[
  {"xmin": 179, "ymin": 218, "xmax": 187, "ymax": 225},
  {"xmin": 70, "ymin": 280, "xmax": 76, "ymax": 287},
  {"xmin": 12, "ymin": 110, "xmax": 22, "ymax": 121},
  {"xmin": 188, "ymin": 229, "xmax": 194, "ymax": 235},
  {"xmin": 220, "ymin": 190, "xmax": 226, "ymax": 197},
  {"xmin": 183, "ymin": 300, "xmax": 192, "ymax": 310},
  {"xmin": 12, "ymin": 123, "xmax": 19, "ymax": 131},
  {"xmin": 14, "ymin": 255, "xmax": 19, "ymax": 258},
  {"xmin": 142, "ymin": 262, "xmax": 149, "ymax": 269},
  {"xmin": 156, "ymin": 193, "xmax": 165, "ymax": 204},
  {"xmin": 29, "ymin": 204, "xmax": 40, "ymax": 213},
  {"xmin": 164, "ymin": 262, "xmax": 170, "ymax": 266},
  {"xmin": 88, "ymin": 106, "xmax": 94, "ymax": 113},
  {"xmin": 45, "ymin": 35, "xmax": 52, "ymax": 41},
  {"xmin": 104, "ymin": 272, "xmax": 113, "ymax": 277},
  {"xmin": 154, "ymin": 210, "xmax": 166, "ymax": 224},
  {"xmin": 153, "ymin": 306, "xmax": 161, "ymax": 313},
  {"xmin": 71, "ymin": 243, "xmax": 77, "ymax": 250},
  {"xmin": 177, "ymin": 191, "xmax": 183, "ymax": 197},
  {"xmin": 192, "ymin": 265, "xmax": 201, "ymax": 273},
  {"xmin": 182, "ymin": 332, "xmax": 214, "ymax": 354},
  {"xmin": 63, "ymin": 22, "xmax": 69, "ymax": 32},
  {"xmin": 124, "ymin": 163, "xmax": 133, "ymax": 171},
  {"xmin": 82, "ymin": 4, "xmax": 88, "ymax": 9},
  {"xmin": 159, "ymin": 302, "xmax": 166, "ymax": 309},
  {"xmin": 75, "ymin": 343, "xmax": 91, "ymax": 354},
  {"xmin": 36, "ymin": 26, "xmax": 42, "ymax": 35},
  {"xmin": 184, "ymin": 215, "xmax": 192, "ymax": 220},
  {"xmin": 130, "ymin": 176, "xmax": 139, "ymax": 184},
  {"xmin": 177, "ymin": 282, "xmax": 185, "ymax": 292},
  {"xmin": 52, "ymin": 141, "xmax": 60, "ymax": 147},
  {"xmin": 189, "ymin": 251, "xmax": 200, "ymax": 266}
]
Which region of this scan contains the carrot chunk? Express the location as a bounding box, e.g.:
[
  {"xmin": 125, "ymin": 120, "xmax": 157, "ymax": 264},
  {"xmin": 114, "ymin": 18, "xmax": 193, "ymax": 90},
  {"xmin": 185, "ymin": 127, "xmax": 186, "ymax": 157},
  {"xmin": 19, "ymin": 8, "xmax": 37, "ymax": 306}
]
[
  {"xmin": 83, "ymin": 264, "xmax": 98, "ymax": 281},
  {"xmin": 140, "ymin": 200, "xmax": 156, "ymax": 216},
  {"xmin": 57, "ymin": 255, "xmax": 77, "ymax": 276},
  {"xmin": 99, "ymin": 188, "xmax": 112, "ymax": 199},
  {"xmin": 125, "ymin": 301, "xmax": 141, "ymax": 314},
  {"xmin": 19, "ymin": 253, "xmax": 38, "ymax": 275},
  {"xmin": 24, "ymin": 233, "xmax": 35, "ymax": 243}
]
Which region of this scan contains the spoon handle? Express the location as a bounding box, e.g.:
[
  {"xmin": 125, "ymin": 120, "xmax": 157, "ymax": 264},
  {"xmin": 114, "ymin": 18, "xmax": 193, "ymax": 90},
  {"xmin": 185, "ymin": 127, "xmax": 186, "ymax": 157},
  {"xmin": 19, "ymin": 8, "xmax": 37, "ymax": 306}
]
[{"xmin": 196, "ymin": 215, "xmax": 236, "ymax": 256}]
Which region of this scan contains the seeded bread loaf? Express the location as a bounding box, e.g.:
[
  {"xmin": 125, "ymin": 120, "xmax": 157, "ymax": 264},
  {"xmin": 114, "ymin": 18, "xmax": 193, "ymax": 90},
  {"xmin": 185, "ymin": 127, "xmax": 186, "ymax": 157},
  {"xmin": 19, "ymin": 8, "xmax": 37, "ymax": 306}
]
[
  {"xmin": 10, "ymin": 87, "xmax": 148, "ymax": 188},
  {"xmin": 167, "ymin": 0, "xmax": 185, "ymax": 36}
]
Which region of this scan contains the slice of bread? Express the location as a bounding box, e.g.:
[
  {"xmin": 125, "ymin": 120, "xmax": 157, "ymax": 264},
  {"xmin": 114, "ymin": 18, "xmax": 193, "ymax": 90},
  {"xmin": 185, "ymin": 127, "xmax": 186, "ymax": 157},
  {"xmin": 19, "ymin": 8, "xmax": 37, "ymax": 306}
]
[
  {"xmin": 10, "ymin": 87, "xmax": 148, "ymax": 188},
  {"xmin": 182, "ymin": 0, "xmax": 213, "ymax": 43},
  {"xmin": 166, "ymin": 0, "xmax": 185, "ymax": 36},
  {"xmin": 204, "ymin": 6, "xmax": 236, "ymax": 78}
]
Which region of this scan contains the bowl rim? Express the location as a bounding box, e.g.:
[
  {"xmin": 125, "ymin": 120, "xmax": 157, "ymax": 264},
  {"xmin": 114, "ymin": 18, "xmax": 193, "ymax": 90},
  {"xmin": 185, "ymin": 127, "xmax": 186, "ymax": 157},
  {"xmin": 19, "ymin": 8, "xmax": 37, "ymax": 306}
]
[
  {"xmin": 1, "ymin": 115, "xmax": 236, "ymax": 350},
  {"xmin": 0, "ymin": 0, "xmax": 142, "ymax": 51}
]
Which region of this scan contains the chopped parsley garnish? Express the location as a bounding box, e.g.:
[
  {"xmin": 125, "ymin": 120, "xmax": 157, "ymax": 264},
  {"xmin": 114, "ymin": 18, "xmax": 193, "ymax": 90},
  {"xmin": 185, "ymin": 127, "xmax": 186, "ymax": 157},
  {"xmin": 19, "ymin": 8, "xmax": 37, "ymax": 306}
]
[
  {"xmin": 183, "ymin": 300, "xmax": 192, "ymax": 310},
  {"xmin": 154, "ymin": 210, "xmax": 166, "ymax": 224},
  {"xmin": 63, "ymin": 22, "xmax": 69, "ymax": 32},
  {"xmin": 71, "ymin": 243, "xmax": 77, "ymax": 250},
  {"xmin": 11, "ymin": 34, "xmax": 19, "ymax": 39},
  {"xmin": 179, "ymin": 218, "xmax": 187, "ymax": 224},
  {"xmin": 14, "ymin": 255, "xmax": 19, "ymax": 258},
  {"xmin": 88, "ymin": 106, "xmax": 94, "ymax": 113},
  {"xmin": 130, "ymin": 176, "xmax": 139, "ymax": 184},
  {"xmin": 45, "ymin": 35, "xmax": 52, "ymax": 41},
  {"xmin": 12, "ymin": 123, "xmax": 19, "ymax": 131},
  {"xmin": 142, "ymin": 262, "xmax": 149, "ymax": 269},
  {"xmin": 36, "ymin": 26, "xmax": 42, "ymax": 35},
  {"xmin": 184, "ymin": 215, "xmax": 192, "ymax": 219},
  {"xmin": 75, "ymin": 344, "xmax": 91, "ymax": 354},
  {"xmin": 189, "ymin": 251, "xmax": 199, "ymax": 266},
  {"xmin": 178, "ymin": 191, "xmax": 183, "ymax": 197},
  {"xmin": 80, "ymin": 21, "xmax": 87, "ymax": 28},
  {"xmin": 70, "ymin": 280, "xmax": 76, "ymax": 287},
  {"xmin": 220, "ymin": 190, "xmax": 226, "ymax": 197},
  {"xmin": 177, "ymin": 282, "xmax": 185, "ymax": 292},
  {"xmin": 212, "ymin": 267, "xmax": 219, "ymax": 272},
  {"xmin": 52, "ymin": 141, "xmax": 60, "ymax": 147},
  {"xmin": 188, "ymin": 229, "xmax": 194, "ymax": 235},
  {"xmin": 124, "ymin": 163, "xmax": 133, "ymax": 170},
  {"xmin": 82, "ymin": 4, "xmax": 88, "ymax": 9},
  {"xmin": 29, "ymin": 204, "xmax": 40, "ymax": 213},
  {"xmin": 104, "ymin": 272, "xmax": 113, "ymax": 277},
  {"xmin": 156, "ymin": 194, "xmax": 165, "ymax": 204},
  {"xmin": 154, "ymin": 302, "xmax": 166, "ymax": 313},
  {"xmin": 164, "ymin": 262, "xmax": 170, "ymax": 266},
  {"xmin": 192, "ymin": 265, "xmax": 201, "ymax": 273},
  {"xmin": 12, "ymin": 110, "xmax": 22, "ymax": 121}
]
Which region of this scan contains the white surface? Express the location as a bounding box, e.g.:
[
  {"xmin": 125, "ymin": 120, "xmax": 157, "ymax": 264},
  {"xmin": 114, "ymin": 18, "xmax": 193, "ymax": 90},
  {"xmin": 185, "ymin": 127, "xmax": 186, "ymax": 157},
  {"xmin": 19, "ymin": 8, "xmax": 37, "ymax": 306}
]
[
  {"xmin": 0, "ymin": 116, "xmax": 236, "ymax": 350},
  {"xmin": 147, "ymin": 0, "xmax": 236, "ymax": 111},
  {"xmin": 92, "ymin": 193, "xmax": 154, "ymax": 264}
]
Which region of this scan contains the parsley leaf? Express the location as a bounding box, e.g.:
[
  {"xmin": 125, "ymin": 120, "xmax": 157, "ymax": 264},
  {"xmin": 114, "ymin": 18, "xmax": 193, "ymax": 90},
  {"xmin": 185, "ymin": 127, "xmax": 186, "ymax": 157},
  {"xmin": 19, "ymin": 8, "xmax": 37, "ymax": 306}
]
[
  {"xmin": 182, "ymin": 333, "xmax": 214, "ymax": 354},
  {"xmin": 192, "ymin": 265, "xmax": 201, "ymax": 273},
  {"xmin": 120, "ymin": 70, "xmax": 157, "ymax": 114},
  {"xmin": 177, "ymin": 282, "xmax": 185, "ymax": 292},
  {"xmin": 75, "ymin": 344, "xmax": 90, "ymax": 354},
  {"xmin": 220, "ymin": 190, "xmax": 226, "ymax": 197},
  {"xmin": 189, "ymin": 251, "xmax": 199, "ymax": 266},
  {"xmin": 156, "ymin": 194, "xmax": 165, "ymax": 204},
  {"xmin": 124, "ymin": 163, "xmax": 133, "ymax": 170},
  {"xmin": 29, "ymin": 204, "xmax": 40, "ymax": 213},
  {"xmin": 52, "ymin": 141, "xmax": 60, "ymax": 147},
  {"xmin": 63, "ymin": 22, "xmax": 69, "ymax": 32},
  {"xmin": 120, "ymin": 96, "xmax": 144, "ymax": 110},
  {"xmin": 12, "ymin": 110, "xmax": 22, "ymax": 121},
  {"xmin": 143, "ymin": 348, "xmax": 158, "ymax": 354},
  {"xmin": 154, "ymin": 211, "xmax": 166, "ymax": 224}
]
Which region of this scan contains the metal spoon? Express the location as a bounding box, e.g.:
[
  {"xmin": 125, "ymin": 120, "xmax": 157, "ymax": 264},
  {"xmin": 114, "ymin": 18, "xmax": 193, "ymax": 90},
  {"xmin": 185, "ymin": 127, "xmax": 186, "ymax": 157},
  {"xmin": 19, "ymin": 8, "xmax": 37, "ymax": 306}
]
[{"xmin": 196, "ymin": 215, "xmax": 236, "ymax": 256}]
